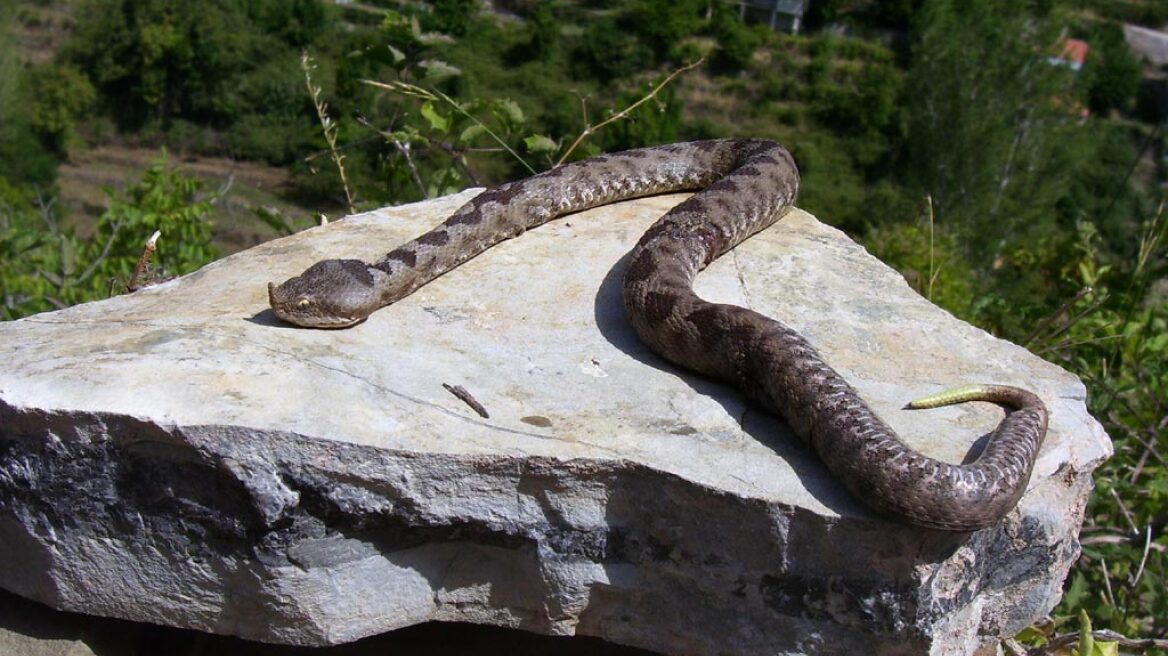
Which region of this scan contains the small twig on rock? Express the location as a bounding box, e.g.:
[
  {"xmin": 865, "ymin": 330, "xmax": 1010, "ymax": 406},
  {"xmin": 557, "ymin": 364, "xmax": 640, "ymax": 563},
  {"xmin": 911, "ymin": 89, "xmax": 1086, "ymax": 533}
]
[
  {"xmin": 443, "ymin": 383, "xmax": 489, "ymax": 418},
  {"xmin": 126, "ymin": 230, "xmax": 161, "ymax": 292}
]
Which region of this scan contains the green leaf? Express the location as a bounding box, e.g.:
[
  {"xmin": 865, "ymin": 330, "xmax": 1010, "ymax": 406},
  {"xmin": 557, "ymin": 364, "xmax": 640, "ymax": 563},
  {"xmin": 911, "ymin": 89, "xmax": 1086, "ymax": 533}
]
[
  {"xmin": 386, "ymin": 44, "xmax": 406, "ymax": 64},
  {"xmin": 494, "ymin": 98, "xmax": 525, "ymax": 126},
  {"xmin": 1146, "ymin": 331, "xmax": 1168, "ymax": 354},
  {"xmin": 1147, "ymin": 477, "xmax": 1168, "ymax": 496},
  {"xmin": 459, "ymin": 124, "xmax": 487, "ymax": 143},
  {"xmin": 523, "ymin": 134, "xmax": 558, "ymax": 154},
  {"xmin": 1078, "ymin": 610, "xmax": 1093, "ymax": 656},
  {"xmin": 1012, "ymin": 625, "xmax": 1048, "ymax": 646},
  {"xmin": 1064, "ymin": 571, "xmax": 1087, "ymax": 608},
  {"xmin": 1093, "ymin": 639, "xmax": 1120, "ymax": 656},
  {"xmin": 419, "ymin": 100, "xmax": 449, "ymax": 133},
  {"xmin": 419, "ymin": 59, "xmax": 461, "ymax": 84}
]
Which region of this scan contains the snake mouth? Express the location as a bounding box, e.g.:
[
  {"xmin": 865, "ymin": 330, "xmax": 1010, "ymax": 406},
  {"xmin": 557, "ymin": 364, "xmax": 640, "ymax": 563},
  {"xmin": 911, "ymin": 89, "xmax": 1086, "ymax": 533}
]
[{"xmin": 306, "ymin": 315, "xmax": 366, "ymax": 329}]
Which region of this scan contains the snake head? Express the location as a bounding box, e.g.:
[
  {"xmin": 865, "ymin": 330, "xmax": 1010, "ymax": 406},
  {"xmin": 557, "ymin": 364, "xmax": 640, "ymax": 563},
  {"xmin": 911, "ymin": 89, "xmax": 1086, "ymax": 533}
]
[{"xmin": 268, "ymin": 259, "xmax": 385, "ymax": 329}]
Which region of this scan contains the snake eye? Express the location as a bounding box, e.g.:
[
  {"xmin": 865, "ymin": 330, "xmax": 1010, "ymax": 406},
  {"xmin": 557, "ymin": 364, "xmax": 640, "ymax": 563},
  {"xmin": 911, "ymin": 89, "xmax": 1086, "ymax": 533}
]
[{"xmin": 296, "ymin": 298, "xmax": 312, "ymax": 308}]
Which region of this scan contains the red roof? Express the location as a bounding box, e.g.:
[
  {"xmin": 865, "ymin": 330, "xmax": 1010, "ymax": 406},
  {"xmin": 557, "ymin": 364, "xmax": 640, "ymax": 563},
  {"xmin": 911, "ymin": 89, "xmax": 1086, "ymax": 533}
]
[{"xmin": 1060, "ymin": 38, "xmax": 1089, "ymax": 67}]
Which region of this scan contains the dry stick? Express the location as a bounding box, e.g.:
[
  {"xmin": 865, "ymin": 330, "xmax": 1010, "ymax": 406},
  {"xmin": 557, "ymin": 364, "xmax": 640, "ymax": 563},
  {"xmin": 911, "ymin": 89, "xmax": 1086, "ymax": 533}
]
[
  {"xmin": 1109, "ymin": 487, "xmax": 1140, "ymax": 536},
  {"xmin": 1098, "ymin": 557, "xmax": 1116, "ymax": 608},
  {"xmin": 303, "ymin": 51, "xmax": 356, "ymax": 214},
  {"xmin": 1021, "ymin": 285, "xmax": 1095, "ymax": 348},
  {"xmin": 1127, "ymin": 400, "xmax": 1164, "ymax": 483},
  {"xmin": 391, "ymin": 138, "xmax": 427, "ymax": 197},
  {"xmin": 362, "ymin": 79, "xmax": 536, "ymax": 176},
  {"xmin": 556, "ymin": 58, "xmax": 705, "ymax": 167},
  {"xmin": 302, "ymin": 134, "xmax": 382, "ymax": 166},
  {"xmin": 38, "ymin": 182, "xmax": 119, "ymax": 287},
  {"xmin": 1000, "ymin": 638, "xmax": 1026, "ymax": 656},
  {"xmin": 126, "ymin": 230, "xmax": 161, "ymax": 292},
  {"xmin": 433, "ymin": 140, "xmax": 487, "ymax": 187},
  {"xmin": 75, "ymin": 220, "xmax": 123, "ymax": 286},
  {"xmin": 442, "ymin": 383, "xmax": 489, "ymax": 419},
  {"xmin": 1052, "ymin": 352, "xmax": 1167, "ymax": 473},
  {"xmin": 354, "ymin": 115, "xmax": 428, "ymax": 198},
  {"xmin": 1080, "ymin": 532, "xmax": 1166, "ymax": 552},
  {"xmin": 924, "ymin": 195, "xmax": 939, "ymax": 300},
  {"xmin": 1140, "ymin": 415, "xmax": 1168, "ymax": 481},
  {"xmin": 1129, "ymin": 525, "xmax": 1152, "ymax": 588}
]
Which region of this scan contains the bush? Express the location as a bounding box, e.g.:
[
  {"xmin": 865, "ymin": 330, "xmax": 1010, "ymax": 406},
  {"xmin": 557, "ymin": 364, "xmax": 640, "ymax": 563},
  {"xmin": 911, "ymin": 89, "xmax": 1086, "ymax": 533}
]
[
  {"xmin": 0, "ymin": 156, "xmax": 216, "ymax": 319},
  {"xmin": 627, "ymin": 0, "xmax": 705, "ymax": 61},
  {"xmin": 1082, "ymin": 23, "xmax": 1142, "ymax": 115},
  {"xmin": 811, "ymin": 60, "xmax": 900, "ymax": 138},
  {"xmin": 423, "ymin": 0, "xmax": 478, "ymax": 37},
  {"xmin": 710, "ymin": 8, "xmax": 762, "ymax": 72},
  {"xmin": 24, "ymin": 63, "xmax": 98, "ymax": 153},
  {"xmin": 505, "ymin": 1, "xmax": 561, "ymax": 63},
  {"xmin": 0, "ymin": 117, "xmax": 58, "ymax": 188},
  {"xmin": 227, "ymin": 114, "xmax": 314, "ymax": 166},
  {"xmin": 574, "ymin": 17, "xmax": 653, "ymax": 81},
  {"xmin": 863, "ymin": 203, "xmax": 980, "ymax": 318}
]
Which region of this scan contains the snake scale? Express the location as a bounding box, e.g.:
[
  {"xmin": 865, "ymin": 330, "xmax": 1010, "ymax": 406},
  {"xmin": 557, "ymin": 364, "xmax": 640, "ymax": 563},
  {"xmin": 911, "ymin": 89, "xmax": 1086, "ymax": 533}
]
[{"xmin": 268, "ymin": 138, "xmax": 1049, "ymax": 531}]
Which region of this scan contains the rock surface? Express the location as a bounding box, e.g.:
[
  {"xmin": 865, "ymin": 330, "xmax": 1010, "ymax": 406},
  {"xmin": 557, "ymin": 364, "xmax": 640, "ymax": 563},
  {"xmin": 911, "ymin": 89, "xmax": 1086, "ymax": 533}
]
[{"xmin": 0, "ymin": 191, "xmax": 1111, "ymax": 655}]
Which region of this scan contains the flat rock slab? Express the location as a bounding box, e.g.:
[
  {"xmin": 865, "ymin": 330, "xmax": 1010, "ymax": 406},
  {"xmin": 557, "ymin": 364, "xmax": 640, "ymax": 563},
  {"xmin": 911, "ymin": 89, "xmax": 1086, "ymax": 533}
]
[{"xmin": 0, "ymin": 191, "xmax": 1111, "ymax": 655}]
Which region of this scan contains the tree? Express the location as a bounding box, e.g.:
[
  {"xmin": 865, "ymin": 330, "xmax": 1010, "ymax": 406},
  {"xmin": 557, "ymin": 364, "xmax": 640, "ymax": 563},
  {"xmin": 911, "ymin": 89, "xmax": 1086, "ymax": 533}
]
[
  {"xmin": 523, "ymin": 2, "xmax": 561, "ymax": 61},
  {"xmin": 63, "ymin": 0, "xmax": 334, "ymax": 128},
  {"xmin": 0, "ymin": 22, "xmax": 60, "ymax": 186},
  {"xmin": 709, "ymin": 4, "xmax": 761, "ymax": 72},
  {"xmin": 873, "ymin": 0, "xmax": 925, "ymax": 30},
  {"xmin": 425, "ymin": 0, "xmax": 478, "ymax": 37},
  {"xmin": 803, "ymin": 0, "xmax": 844, "ymax": 30},
  {"xmin": 1082, "ymin": 23, "xmax": 1142, "ymax": 116},
  {"xmin": 24, "ymin": 64, "xmax": 97, "ymax": 154},
  {"xmin": 904, "ymin": 0, "xmax": 1081, "ymax": 264},
  {"xmin": 575, "ymin": 16, "xmax": 653, "ymax": 81},
  {"xmin": 627, "ymin": 0, "xmax": 705, "ymax": 61}
]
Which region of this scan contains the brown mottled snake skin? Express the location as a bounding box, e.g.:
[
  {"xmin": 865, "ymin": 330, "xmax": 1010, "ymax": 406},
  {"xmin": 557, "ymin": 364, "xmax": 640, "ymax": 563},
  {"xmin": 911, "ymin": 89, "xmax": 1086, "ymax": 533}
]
[{"xmin": 269, "ymin": 139, "xmax": 1048, "ymax": 531}]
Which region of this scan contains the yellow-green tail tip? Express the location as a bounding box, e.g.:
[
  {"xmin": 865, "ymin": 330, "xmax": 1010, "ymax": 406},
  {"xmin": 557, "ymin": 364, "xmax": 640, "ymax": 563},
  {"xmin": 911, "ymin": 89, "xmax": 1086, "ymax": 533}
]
[{"xmin": 907, "ymin": 384, "xmax": 993, "ymax": 409}]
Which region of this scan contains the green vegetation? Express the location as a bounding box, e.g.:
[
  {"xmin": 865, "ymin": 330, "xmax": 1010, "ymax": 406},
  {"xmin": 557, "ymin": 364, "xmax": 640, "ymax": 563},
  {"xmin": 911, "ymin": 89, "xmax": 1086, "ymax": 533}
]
[
  {"xmin": 1, "ymin": 154, "xmax": 215, "ymax": 318},
  {"xmin": 1, "ymin": 0, "xmax": 1166, "ymax": 651}
]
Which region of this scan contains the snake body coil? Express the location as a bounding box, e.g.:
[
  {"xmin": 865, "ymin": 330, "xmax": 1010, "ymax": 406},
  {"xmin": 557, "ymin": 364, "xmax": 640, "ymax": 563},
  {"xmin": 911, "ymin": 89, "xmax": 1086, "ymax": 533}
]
[{"xmin": 269, "ymin": 139, "xmax": 1048, "ymax": 531}]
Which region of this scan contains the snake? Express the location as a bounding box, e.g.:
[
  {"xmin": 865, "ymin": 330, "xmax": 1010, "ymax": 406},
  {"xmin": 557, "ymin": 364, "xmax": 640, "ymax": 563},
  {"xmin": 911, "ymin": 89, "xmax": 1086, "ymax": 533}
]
[{"xmin": 268, "ymin": 138, "xmax": 1049, "ymax": 531}]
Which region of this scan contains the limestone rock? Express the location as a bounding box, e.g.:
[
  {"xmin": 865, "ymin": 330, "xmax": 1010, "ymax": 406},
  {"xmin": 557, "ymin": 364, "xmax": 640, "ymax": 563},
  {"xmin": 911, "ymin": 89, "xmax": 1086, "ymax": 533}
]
[{"xmin": 0, "ymin": 191, "xmax": 1111, "ymax": 655}]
